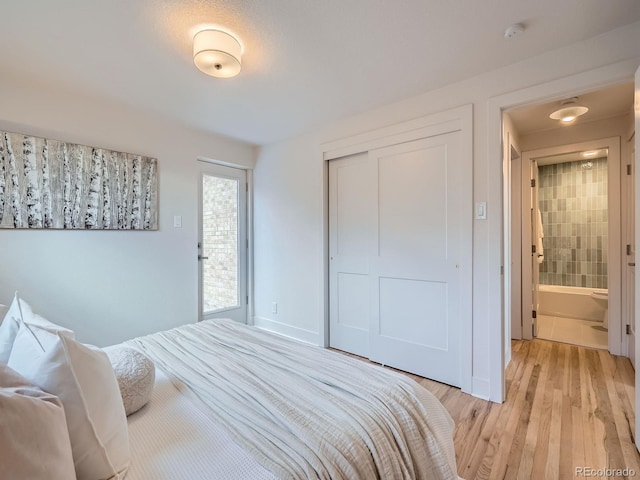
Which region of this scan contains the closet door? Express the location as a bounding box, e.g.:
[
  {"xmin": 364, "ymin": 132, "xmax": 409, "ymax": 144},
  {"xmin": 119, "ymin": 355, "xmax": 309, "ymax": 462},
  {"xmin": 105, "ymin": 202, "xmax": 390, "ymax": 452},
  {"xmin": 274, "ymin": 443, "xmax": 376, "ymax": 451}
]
[
  {"xmin": 368, "ymin": 133, "xmax": 463, "ymax": 387},
  {"xmin": 329, "ymin": 132, "xmax": 464, "ymax": 387},
  {"xmin": 329, "ymin": 153, "xmax": 372, "ymax": 358}
]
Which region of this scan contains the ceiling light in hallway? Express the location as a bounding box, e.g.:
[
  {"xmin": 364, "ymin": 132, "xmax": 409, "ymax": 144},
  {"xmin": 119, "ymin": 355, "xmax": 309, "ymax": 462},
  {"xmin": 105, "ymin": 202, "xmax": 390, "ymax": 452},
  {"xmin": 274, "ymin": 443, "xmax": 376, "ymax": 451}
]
[{"xmin": 549, "ymin": 97, "xmax": 589, "ymax": 123}]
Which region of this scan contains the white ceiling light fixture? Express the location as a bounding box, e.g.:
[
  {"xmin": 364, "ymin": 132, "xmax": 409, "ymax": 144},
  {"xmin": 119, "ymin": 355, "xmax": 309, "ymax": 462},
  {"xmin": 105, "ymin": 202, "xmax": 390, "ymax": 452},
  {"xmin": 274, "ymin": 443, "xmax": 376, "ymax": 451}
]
[
  {"xmin": 549, "ymin": 97, "xmax": 589, "ymax": 124},
  {"xmin": 193, "ymin": 29, "xmax": 242, "ymax": 78}
]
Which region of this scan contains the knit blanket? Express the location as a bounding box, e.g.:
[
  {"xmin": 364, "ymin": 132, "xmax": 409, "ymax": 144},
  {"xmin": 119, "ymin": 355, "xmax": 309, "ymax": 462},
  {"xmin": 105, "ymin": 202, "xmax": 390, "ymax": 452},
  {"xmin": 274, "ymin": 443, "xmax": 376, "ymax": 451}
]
[{"xmin": 130, "ymin": 319, "xmax": 460, "ymax": 480}]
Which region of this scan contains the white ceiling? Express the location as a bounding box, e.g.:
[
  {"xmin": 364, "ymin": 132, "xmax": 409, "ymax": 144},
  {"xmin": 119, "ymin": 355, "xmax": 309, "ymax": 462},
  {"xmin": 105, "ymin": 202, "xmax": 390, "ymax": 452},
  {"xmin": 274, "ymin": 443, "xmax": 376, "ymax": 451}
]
[
  {"xmin": 507, "ymin": 82, "xmax": 635, "ymax": 136},
  {"xmin": 2, "ymin": 1, "xmax": 639, "ymax": 146}
]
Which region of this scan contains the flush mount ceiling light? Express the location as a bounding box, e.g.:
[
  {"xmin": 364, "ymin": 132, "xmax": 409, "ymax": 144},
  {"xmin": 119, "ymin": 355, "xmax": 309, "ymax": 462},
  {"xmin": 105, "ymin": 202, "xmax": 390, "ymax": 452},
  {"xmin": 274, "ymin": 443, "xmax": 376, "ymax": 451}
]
[
  {"xmin": 549, "ymin": 97, "xmax": 589, "ymax": 124},
  {"xmin": 193, "ymin": 29, "xmax": 242, "ymax": 78}
]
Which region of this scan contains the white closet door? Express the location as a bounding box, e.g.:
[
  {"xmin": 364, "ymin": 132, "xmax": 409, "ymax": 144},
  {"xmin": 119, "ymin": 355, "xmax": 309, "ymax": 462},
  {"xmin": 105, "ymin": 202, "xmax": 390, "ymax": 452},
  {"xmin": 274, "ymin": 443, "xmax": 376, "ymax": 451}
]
[
  {"xmin": 329, "ymin": 133, "xmax": 464, "ymax": 387},
  {"xmin": 369, "ymin": 133, "xmax": 463, "ymax": 387},
  {"xmin": 329, "ymin": 153, "xmax": 372, "ymax": 358}
]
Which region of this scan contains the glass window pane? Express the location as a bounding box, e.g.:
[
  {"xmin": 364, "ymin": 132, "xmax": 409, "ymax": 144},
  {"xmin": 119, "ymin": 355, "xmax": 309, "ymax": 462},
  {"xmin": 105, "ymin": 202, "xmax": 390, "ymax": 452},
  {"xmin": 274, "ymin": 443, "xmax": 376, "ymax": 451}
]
[{"xmin": 202, "ymin": 175, "xmax": 239, "ymax": 312}]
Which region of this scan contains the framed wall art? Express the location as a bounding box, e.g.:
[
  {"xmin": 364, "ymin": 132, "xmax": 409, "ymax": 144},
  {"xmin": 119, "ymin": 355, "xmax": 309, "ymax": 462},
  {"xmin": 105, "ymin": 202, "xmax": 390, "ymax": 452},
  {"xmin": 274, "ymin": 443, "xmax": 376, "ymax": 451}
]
[{"xmin": 0, "ymin": 131, "xmax": 157, "ymax": 230}]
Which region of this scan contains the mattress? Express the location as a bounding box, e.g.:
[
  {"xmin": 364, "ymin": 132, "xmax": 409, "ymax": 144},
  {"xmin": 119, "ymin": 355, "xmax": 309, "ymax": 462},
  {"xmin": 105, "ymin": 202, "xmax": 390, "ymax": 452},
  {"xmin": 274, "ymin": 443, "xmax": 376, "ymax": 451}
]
[{"xmin": 126, "ymin": 368, "xmax": 276, "ymax": 480}]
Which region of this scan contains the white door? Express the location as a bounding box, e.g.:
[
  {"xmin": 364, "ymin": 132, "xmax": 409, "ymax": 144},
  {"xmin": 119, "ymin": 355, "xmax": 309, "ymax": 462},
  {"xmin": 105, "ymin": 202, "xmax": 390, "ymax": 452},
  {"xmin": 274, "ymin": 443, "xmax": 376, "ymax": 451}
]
[
  {"xmin": 329, "ymin": 153, "xmax": 372, "ymax": 358},
  {"xmin": 198, "ymin": 164, "xmax": 247, "ymax": 324},
  {"xmin": 634, "ymin": 65, "xmax": 640, "ymax": 453},
  {"xmin": 329, "ymin": 133, "xmax": 466, "ymax": 387},
  {"xmin": 628, "ymin": 143, "xmax": 636, "ymax": 368},
  {"xmin": 531, "ymin": 160, "xmax": 540, "ymax": 337}
]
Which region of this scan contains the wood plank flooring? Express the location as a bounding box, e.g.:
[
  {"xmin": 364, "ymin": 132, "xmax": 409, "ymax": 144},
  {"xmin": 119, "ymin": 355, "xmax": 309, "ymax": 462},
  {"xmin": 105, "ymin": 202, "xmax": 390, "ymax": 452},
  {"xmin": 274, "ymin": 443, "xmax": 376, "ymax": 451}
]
[{"xmin": 368, "ymin": 339, "xmax": 639, "ymax": 479}]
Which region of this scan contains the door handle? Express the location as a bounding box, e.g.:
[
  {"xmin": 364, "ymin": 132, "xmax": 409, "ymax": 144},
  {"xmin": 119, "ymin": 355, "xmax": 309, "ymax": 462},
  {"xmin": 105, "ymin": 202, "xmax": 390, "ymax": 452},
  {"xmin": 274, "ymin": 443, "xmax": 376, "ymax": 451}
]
[
  {"xmin": 198, "ymin": 255, "xmax": 209, "ymax": 261},
  {"xmin": 629, "ymin": 262, "xmax": 636, "ymax": 267}
]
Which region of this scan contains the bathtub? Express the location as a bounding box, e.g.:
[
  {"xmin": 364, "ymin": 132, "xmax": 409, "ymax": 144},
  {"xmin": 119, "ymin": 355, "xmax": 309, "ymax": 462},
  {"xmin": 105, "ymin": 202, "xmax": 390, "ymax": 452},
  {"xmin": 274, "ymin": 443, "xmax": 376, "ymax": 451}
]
[{"xmin": 538, "ymin": 284, "xmax": 607, "ymax": 322}]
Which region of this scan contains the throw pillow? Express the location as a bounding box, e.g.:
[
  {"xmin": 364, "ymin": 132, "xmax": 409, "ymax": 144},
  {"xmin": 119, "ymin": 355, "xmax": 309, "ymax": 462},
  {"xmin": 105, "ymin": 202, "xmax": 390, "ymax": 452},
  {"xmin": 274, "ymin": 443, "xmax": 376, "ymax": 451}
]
[
  {"xmin": 104, "ymin": 345, "xmax": 156, "ymax": 416},
  {"xmin": 0, "ymin": 364, "xmax": 76, "ymax": 480},
  {"xmin": 8, "ymin": 321, "xmax": 130, "ymax": 480}
]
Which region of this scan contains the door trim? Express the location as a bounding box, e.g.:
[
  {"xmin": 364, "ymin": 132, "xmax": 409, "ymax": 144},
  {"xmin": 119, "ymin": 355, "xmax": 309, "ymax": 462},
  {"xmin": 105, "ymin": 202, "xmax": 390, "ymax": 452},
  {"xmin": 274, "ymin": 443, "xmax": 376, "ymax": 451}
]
[
  {"xmin": 321, "ymin": 104, "xmax": 473, "ymax": 395},
  {"xmin": 520, "ymin": 138, "xmax": 622, "ymax": 354}
]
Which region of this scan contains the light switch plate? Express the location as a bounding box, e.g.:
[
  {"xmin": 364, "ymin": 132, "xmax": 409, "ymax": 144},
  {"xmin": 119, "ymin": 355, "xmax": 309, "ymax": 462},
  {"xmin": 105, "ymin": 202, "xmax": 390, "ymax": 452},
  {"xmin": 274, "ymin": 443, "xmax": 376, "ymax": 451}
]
[
  {"xmin": 173, "ymin": 215, "xmax": 182, "ymax": 228},
  {"xmin": 475, "ymin": 202, "xmax": 487, "ymax": 220}
]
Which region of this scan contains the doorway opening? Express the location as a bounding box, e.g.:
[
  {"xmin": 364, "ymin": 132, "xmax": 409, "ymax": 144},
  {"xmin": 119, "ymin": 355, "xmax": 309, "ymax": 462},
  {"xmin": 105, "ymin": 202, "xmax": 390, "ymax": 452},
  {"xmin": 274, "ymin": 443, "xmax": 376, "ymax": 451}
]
[
  {"xmin": 532, "ymin": 148, "xmax": 610, "ymax": 349},
  {"xmin": 505, "ymin": 81, "xmax": 634, "ymax": 358}
]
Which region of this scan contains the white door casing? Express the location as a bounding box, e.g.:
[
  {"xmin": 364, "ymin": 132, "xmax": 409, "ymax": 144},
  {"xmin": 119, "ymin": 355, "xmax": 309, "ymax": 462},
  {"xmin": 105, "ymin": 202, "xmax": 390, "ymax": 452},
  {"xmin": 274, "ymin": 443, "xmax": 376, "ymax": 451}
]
[{"xmin": 198, "ymin": 163, "xmax": 248, "ymax": 324}]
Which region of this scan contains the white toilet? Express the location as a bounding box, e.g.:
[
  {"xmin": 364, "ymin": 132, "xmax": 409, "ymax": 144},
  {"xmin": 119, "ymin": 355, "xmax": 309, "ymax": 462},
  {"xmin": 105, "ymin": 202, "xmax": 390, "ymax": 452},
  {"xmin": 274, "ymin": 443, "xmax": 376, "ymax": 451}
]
[{"xmin": 590, "ymin": 291, "xmax": 608, "ymax": 330}]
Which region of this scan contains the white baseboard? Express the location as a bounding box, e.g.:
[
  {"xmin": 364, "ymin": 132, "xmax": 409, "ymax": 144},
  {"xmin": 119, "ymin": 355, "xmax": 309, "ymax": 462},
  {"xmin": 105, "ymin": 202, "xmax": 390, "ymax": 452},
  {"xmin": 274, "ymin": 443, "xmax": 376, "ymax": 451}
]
[
  {"xmin": 253, "ymin": 316, "xmax": 321, "ymax": 345},
  {"xmin": 505, "ymin": 348, "xmax": 512, "ymax": 368},
  {"xmin": 471, "ymin": 377, "xmax": 491, "ymax": 400}
]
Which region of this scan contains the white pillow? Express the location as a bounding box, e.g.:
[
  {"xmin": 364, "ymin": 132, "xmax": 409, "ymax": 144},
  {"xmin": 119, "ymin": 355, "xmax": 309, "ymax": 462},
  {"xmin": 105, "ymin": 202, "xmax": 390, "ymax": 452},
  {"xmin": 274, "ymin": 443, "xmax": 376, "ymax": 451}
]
[
  {"xmin": 0, "ymin": 364, "xmax": 77, "ymax": 480},
  {"xmin": 0, "ymin": 292, "xmax": 73, "ymax": 363},
  {"xmin": 104, "ymin": 345, "xmax": 155, "ymax": 416},
  {"xmin": 0, "ymin": 299, "xmax": 19, "ymax": 362},
  {"xmin": 8, "ymin": 321, "xmax": 130, "ymax": 480}
]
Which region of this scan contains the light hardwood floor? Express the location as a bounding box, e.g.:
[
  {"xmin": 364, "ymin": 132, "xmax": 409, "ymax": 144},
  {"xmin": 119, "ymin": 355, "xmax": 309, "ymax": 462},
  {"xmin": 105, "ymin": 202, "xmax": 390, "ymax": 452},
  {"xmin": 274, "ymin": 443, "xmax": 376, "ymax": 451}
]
[{"xmin": 380, "ymin": 339, "xmax": 639, "ymax": 479}]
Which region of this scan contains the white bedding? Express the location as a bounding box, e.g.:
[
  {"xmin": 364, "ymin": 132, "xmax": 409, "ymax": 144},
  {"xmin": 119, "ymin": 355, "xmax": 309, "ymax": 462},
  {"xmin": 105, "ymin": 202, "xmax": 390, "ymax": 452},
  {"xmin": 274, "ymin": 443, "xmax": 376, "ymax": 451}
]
[
  {"xmin": 126, "ymin": 368, "xmax": 276, "ymax": 480},
  {"xmin": 126, "ymin": 319, "xmax": 460, "ymax": 480}
]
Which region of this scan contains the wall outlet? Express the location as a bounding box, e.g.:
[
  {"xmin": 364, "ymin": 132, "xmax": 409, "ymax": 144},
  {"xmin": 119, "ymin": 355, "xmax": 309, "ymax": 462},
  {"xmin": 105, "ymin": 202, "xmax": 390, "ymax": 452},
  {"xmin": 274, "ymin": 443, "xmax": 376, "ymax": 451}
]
[{"xmin": 272, "ymin": 302, "xmax": 278, "ymax": 314}]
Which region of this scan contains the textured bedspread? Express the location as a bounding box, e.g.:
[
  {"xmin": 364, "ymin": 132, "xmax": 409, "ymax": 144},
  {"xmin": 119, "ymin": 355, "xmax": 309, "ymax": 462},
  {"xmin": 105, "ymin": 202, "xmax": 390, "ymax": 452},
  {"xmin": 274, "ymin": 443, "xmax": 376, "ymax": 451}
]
[{"xmin": 130, "ymin": 319, "xmax": 460, "ymax": 480}]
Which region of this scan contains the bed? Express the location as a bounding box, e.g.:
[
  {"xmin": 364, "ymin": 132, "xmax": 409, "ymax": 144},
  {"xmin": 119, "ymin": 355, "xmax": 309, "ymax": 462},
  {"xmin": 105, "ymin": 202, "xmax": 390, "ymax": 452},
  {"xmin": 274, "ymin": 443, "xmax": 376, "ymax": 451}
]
[
  {"xmin": 1, "ymin": 293, "xmax": 461, "ymax": 480},
  {"xmin": 124, "ymin": 319, "xmax": 461, "ymax": 480}
]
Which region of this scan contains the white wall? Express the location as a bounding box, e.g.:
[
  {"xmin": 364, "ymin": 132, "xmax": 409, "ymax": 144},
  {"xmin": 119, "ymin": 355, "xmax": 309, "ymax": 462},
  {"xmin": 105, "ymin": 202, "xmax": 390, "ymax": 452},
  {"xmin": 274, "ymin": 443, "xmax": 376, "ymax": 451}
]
[
  {"xmin": 253, "ymin": 134, "xmax": 325, "ymax": 342},
  {"xmin": 0, "ymin": 73, "xmax": 255, "ymax": 347},
  {"xmin": 253, "ymin": 22, "xmax": 640, "ymax": 398}
]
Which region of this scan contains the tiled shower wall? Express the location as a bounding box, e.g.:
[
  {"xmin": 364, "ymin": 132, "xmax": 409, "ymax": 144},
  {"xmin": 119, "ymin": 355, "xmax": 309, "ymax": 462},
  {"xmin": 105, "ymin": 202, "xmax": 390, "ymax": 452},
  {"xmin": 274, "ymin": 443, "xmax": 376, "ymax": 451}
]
[{"xmin": 538, "ymin": 157, "xmax": 608, "ymax": 288}]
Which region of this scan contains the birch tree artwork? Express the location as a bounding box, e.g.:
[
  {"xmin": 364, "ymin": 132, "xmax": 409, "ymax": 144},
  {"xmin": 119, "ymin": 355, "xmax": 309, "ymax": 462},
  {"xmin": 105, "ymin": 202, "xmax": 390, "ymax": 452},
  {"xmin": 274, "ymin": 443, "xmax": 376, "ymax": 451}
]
[{"xmin": 0, "ymin": 131, "xmax": 158, "ymax": 230}]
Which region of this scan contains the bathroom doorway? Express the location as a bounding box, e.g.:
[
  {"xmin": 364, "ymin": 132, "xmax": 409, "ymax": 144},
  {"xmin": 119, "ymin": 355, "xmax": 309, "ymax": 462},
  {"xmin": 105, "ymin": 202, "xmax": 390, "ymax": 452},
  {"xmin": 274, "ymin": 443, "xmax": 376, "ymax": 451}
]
[
  {"xmin": 529, "ymin": 148, "xmax": 610, "ymax": 349},
  {"xmin": 520, "ymin": 137, "xmax": 622, "ymax": 352}
]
